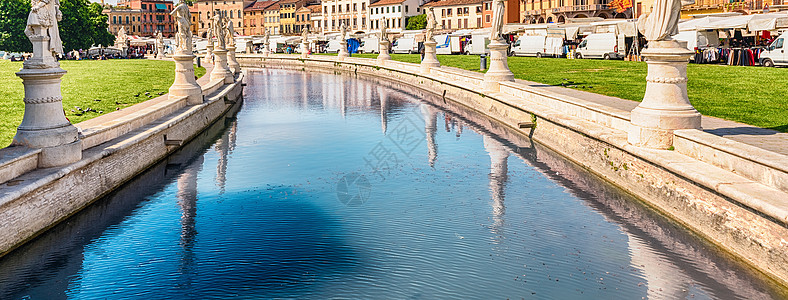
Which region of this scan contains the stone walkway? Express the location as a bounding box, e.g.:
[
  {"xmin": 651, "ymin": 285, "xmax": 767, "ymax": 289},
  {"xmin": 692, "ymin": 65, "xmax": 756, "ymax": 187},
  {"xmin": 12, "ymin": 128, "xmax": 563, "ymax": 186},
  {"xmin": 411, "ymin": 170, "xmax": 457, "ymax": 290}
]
[{"xmin": 515, "ymin": 79, "xmax": 788, "ymax": 156}]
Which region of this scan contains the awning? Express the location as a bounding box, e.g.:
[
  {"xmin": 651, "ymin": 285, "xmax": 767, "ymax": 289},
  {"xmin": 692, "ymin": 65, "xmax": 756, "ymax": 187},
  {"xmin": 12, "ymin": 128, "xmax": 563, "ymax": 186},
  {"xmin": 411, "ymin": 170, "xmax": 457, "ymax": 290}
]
[{"xmin": 155, "ymin": 4, "xmax": 167, "ymax": 10}]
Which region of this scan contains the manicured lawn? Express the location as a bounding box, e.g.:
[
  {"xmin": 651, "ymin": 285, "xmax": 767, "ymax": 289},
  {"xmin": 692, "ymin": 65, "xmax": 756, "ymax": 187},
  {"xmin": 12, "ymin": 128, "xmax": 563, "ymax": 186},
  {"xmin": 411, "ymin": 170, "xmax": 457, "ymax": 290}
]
[
  {"xmin": 0, "ymin": 59, "xmax": 206, "ymax": 147},
  {"xmin": 322, "ymin": 53, "xmax": 788, "ymax": 133}
]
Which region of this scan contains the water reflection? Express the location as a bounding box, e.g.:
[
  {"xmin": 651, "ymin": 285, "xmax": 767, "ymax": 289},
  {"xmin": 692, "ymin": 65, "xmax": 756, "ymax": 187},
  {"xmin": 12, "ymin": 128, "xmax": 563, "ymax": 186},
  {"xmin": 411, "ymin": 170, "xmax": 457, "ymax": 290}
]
[{"xmin": 0, "ymin": 69, "xmax": 784, "ymax": 299}]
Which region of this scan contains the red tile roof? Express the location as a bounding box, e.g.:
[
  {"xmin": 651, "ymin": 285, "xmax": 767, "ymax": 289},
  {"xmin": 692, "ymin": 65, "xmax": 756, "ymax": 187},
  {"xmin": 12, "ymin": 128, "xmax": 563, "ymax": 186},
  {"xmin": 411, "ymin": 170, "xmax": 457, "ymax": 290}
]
[{"xmin": 247, "ymin": 0, "xmax": 279, "ymax": 11}]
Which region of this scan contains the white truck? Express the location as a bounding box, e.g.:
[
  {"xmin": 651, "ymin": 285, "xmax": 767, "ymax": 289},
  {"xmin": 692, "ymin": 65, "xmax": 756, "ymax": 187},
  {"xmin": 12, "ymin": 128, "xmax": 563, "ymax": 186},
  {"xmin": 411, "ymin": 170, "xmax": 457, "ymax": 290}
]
[
  {"xmin": 465, "ymin": 34, "xmax": 490, "ymax": 55},
  {"xmin": 760, "ymin": 32, "xmax": 786, "ymax": 67},
  {"xmin": 359, "ymin": 36, "xmax": 380, "ymax": 54},
  {"xmin": 391, "ymin": 37, "xmax": 419, "ymax": 54},
  {"xmin": 325, "ymin": 40, "xmax": 344, "ymax": 53},
  {"xmin": 510, "ymin": 35, "xmax": 564, "ymax": 58},
  {"xmin": 435, "ymin": 34, "xmax": 452, "ymax": 55},
  {"xmin": 574, "ymin": 33, "xmax": 625, "ymax": 60}
]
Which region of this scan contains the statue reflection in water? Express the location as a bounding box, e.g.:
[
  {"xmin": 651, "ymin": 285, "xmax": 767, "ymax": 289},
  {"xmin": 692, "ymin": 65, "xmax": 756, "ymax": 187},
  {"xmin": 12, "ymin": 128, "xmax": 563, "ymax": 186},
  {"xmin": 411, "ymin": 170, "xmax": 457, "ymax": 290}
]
[
  {"xmin": 483, "ymin": 135, "xmax": 509, "ymax": 240},
  {"xmin": 421, "ymin": 104, "xmax": 439, "ymax": 167}
]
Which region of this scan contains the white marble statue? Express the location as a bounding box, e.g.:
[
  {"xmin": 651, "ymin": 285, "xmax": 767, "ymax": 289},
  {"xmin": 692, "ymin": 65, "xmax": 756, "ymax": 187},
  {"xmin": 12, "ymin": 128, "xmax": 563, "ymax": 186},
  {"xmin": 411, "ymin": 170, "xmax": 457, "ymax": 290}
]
[
  {"xmin": 212, "ymin": 11, "xmax": 226, "ymax": 49},
  {"xmin": 263, "ymin": 28, "xmax": 270, "ymax": 47},
  {"xmin": 489, "ymin": 0, "xmax": 505, "ymax": 41},
  {"xmin": 25, "ymin": 0, "xmax": 63, "ymax": 56},
  {"xmin": 425, "ymin": 7, "xmax": 439, "ymax": 42},
  {"xmin": 637, "ymin": 0, "xmax": 695, "ymax": 41},
  {"xmin": 339, "ymin": 22, "xmax": 348, "ymax": 40},
  {"xmin": 171, "ymin": 0, "xmax": 192, "ymax": 54},
  {"xmin": 379, "ymin": 20, "xmax": 388, "ymax": 42},
  {"xmin": 116, "ymin": 26, "xmax": 127, "ymax": 43},
  {"xmin": 225, "ymin": 14, "xmax": 235, "ymax": 47},
  {"xmin": 301, "ymin": 27, "xmax": 309, "ymax": 42}
]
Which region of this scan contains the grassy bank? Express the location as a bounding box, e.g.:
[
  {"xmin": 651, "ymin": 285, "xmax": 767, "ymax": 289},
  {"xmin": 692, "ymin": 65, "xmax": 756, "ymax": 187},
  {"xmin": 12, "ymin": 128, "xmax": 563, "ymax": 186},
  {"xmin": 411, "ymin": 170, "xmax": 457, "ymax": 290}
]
[
  {"xmin": 0, "ymin": 59, "xmax": 206, "ymax": 147},
  {"xmin": 326, "ymin": 53, "xmax": 787, "ymax": 132}
]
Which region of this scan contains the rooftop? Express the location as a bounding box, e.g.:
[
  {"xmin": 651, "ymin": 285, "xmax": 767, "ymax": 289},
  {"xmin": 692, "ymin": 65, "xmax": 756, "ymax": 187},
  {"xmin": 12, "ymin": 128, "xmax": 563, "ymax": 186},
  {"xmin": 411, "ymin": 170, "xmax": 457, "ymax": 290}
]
[
  {"xmin": 370, "ymin": 0, "xmax": 407, "ymax": 7},
  {"xmin": 247, "ymin": 0, "xmax": 279, "ymax": 10},
  {"xmin": 422, "ymin": 0, "xmax": 483, "ymax": 7}
]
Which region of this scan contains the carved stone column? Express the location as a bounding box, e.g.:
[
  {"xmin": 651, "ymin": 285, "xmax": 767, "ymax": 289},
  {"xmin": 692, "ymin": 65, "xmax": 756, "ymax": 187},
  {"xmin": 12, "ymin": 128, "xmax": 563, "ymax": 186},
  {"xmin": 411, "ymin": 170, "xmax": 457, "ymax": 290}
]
[
  {"xmin": 13, "ymin": 35, "xmax": 82, "ymax": 167},
  {"xmin": 226, "ymin": 45, "xmax": 241, "ymax": 74},
  {"xmin": 377, "ymin": 41, "xmax": 391, "ymax": 62},
  {"xmin": 300, "ymin": 42, "xmax": 309, "ymax": 59},
  {"xmin": 205, "ymin": 43, "xmax": 214, "ymax": 63},
  {"xmin": 483, "ymin": 39, "xmax": 514, "ymax": 92},
  {"xmin": 338, "ymin": 40, "xmax": 349, "ymax": 60},
  {"xmin": 628, "ymin": 40, "xmax": 701, "ymax": 149},
  {"xmin": 210, "ymin": 48, "xmax": 234, "ymax": 84},
  {"xmin": 421, "ymin": 40, "xmax": 440, "ymax": 74},
  {"xmin": 169, "ymin": 54, "xmax": 203, "ymax": 105}
]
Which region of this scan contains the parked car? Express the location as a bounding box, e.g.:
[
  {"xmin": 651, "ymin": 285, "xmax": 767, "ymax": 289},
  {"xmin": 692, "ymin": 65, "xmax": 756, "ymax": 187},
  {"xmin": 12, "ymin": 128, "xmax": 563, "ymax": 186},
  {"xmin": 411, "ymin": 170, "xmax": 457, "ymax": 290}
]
[
  {"xmin": 510, "ymin": 35, "xmax": 564, "ymax": 58},
  {"xmin": 391, "ymin": 37, "xmax": 419, "ymax": 54},
  {"xmin": 760, "ymin": 32, "xmax": 786, "ymax": 67},
  {"xmin": 574, "ymin": 33, "xmax": 624, "ymax": 60}
]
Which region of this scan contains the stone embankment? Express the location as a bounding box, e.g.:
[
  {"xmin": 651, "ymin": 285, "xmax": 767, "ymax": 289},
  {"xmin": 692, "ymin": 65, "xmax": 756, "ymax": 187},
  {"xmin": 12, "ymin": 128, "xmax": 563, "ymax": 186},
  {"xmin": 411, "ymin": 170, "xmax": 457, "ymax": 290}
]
[
  {"xmin": 236, "ymin": 53, "xmax": 788, "ymax": 287},
  {"xmin": 0, "ymin": 60, "xmax": 244, "ymax": 258}
]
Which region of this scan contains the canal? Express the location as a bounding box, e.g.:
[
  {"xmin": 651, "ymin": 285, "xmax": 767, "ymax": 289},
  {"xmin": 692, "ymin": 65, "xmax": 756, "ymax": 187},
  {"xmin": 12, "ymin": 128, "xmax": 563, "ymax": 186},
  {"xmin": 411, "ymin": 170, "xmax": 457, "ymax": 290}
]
[{"xmin": 0, "ymin": 69, "xmax": 785, "ymax": 299}]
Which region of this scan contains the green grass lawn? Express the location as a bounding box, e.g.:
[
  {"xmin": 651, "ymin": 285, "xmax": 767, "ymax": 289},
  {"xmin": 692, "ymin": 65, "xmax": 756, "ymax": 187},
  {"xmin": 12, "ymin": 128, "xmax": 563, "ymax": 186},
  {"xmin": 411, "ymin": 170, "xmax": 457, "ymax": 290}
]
[
  {"xmin": 0, "ymin": 59, "xmax": 206, "ymax": 147},
  {"xmin": 323, "ymin": 53, "xmax": 787, "ymax": 132}
]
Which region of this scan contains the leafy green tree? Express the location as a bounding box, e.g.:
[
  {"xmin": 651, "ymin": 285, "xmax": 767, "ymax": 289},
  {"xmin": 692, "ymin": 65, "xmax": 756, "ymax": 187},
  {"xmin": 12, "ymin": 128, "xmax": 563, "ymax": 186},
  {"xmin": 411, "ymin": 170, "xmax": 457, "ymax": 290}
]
[
  {"xmin": 0, "ymin": 0, "xmax": 114, "ymax": 52},
  {"xmin": 0, "ymin": 0, "xmax": 32, "ymax": 53},
  {"xmin": 405, "ymin": 14, "xmax": 426, "ymax": 30}
]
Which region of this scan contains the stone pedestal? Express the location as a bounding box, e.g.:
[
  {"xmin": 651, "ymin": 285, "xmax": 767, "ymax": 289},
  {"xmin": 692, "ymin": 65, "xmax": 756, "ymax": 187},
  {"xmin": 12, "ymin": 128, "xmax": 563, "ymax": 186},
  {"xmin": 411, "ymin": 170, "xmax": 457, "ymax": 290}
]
[
  {"xmin": 205, "ymin": 44, "xmax": 214, "ymax": 63},
  {"xmin": 377, "ymin": 41, "xmax": 391, "ymax": 62},
  {"xmin": 211, "ymin": 48, "xmax": 234, "ymax": 84},
  {"xmin": 262, "ymin": 44, "xmax": 270, "ymax": 57},
  {"xmin": 628, "ymin": 40, "xmax": 701, "ymax": 149},
  {"xmin": 300, "ymin": 42, "xmax": 309, "ymax": 59},
  {"xmin": 338, "ymin": 40, "xmax": 349, "ymax": 60},
  {"xmin": 483, "ymin": 39, "xmax": 514, "ymax": 92},
  {"xmin": 226, "ymin": 45, "xmax": 241, "ymax": 74},
  {"xmin": 420, "ymin": 40, "xmax": 440, "ymax": 74},
  {"xmin": 169, "ymin": 54, "xmax": 203, "ymax": 105},
  {"xmin": 156, "ymin": 46, "xmax": 165, "ymax": 59},
  {"xmin": 13, "ymin": 67, "xmax": 82, "ymax": 168}
]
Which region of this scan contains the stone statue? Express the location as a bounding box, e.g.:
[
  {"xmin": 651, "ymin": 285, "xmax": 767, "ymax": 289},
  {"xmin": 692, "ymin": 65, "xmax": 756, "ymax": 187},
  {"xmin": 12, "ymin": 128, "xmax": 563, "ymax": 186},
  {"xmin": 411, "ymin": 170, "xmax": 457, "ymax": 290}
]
[
  {"xmin": 25, "ymin": 0, "xmax": 63, "ymax": 56},
  {"xmin": 339, "ymin": 22, "xmax": 348, "ymax": 40},
  {"xmin": 637, "ymin": 0, "xmax": 694, "ymax": 41},
  {"xmin": 212, "ymin": 10, "xmax": 226, "ymax": 49},
  {"xmin": 301, "ymin": 26, "xmax": 308, "ymax": 42},
  {"xmin": 263, "ymin": 28, "xmax": 270, "ymax": 46},
  {"xmin": 425, "ymin": 7, "xmax": 439, "ymax": 42},
  {"xmin": 379, "ymin": 19, "xmax": 388, "ymax": 42},
  {"xmin": 116, "ymin": 26, "xmax": 127, "ymax": 45},
  {"xmin": 171, "ymin": 0, "xmax": 192, "ymax": 54},
  {"xmin": 225, "ymin": 14, "xmax": 235, "ymax": 47},
  {"xmin": 489, "ymin": 0, "xmax": 505, "ymax": 41}
]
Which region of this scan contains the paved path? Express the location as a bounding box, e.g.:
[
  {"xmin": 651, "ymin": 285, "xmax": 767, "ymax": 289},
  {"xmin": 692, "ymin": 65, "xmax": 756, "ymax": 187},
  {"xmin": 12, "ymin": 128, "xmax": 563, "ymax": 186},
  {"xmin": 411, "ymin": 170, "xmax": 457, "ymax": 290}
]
[{"xmin": 515, "ymin": 79, "xmax": 788, "ymax": 156}]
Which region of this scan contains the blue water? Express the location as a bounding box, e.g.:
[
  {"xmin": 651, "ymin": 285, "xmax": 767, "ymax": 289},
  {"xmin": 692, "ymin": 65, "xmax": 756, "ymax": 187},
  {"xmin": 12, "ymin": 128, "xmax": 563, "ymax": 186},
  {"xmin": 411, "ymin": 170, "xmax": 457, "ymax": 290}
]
[{"xmin": 0, "ymin": 69, "xmax": 784, "ymax": 299}]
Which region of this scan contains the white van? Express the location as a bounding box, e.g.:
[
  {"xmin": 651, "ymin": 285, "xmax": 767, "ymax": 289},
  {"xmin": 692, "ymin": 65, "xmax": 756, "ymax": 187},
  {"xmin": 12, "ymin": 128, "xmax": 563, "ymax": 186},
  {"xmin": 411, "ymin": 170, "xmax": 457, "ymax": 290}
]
[
  {"xmin": 434, "ymin": 35, "xmax": 452, "ymax": 55},
  {"xmin": 575, "ymin": 33, "xmax": 624, "ymax": 60},
  {"xmin": 465, "ymin": 34, "xmax": 490, "ymax": 55},
  {"xmin": 511, "ymin": 35, "xmax": 564, "ymax": 58},
  {"xmin": 326, "ymin": 40, "xmax": 344, "ymax": 53},
  {"xmin": 359, "ymin": 37, "xmax": 380, "ymax": 54},
  {"xmin": 392, "ymin": 37, "xmax": 419, "ymax": 54},
  {"xmin": 673, "ymin": 30, "xmax": 720, "ymax": 51},
  {"xmin": 760, "ymin": 32, "xmax": 787, "ymax": 67}
]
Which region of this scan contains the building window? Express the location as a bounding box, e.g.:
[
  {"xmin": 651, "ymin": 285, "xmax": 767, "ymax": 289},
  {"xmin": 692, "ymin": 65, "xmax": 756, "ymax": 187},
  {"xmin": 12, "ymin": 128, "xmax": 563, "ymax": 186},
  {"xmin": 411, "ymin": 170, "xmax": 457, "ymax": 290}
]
[
  {"xmin": 362, "ymin": 3, "xmax": 366, "ymax": 10},
  {"xmin": 477, "ymin": 17, "xmax": 481, "ymax": 26},
  {"xmin": 486, "ymin": 15, "xmax": 490, "ymax": 22},
  {"xmin": 476, "ymin": 6, "xmax": 482, "ymax": 13},
  {"xmin": 405, "ymin": 5, "xmax": 408, "ymax": 13},
  {"xmin": 353, "ymin": 3, "xmax": 357, "ymax": 11}
]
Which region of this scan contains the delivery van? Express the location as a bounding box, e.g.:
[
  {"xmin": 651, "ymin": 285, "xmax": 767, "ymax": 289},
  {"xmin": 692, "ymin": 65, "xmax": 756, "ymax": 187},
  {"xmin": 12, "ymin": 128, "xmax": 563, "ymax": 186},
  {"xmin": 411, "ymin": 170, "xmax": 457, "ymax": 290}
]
[
  {"xmin": 672, "ymin": 30, "xmax": 720, "ymax": 51},
  {"xmin": 574, "ymin": 33, "xmax": 624, "ymax": 60},
  {"xmin": 392, "ymin": 37, "xmax": 419, "ymax": 54},
  {"xmin": 465, "ymin": 34, "xmax": 490, "ymax": 55},
  {"xmin": 760, "ymin": 33, "xmax": 786, "ymax": 67},
  {"xmin": 359, "ymin": 37, "xmax": 380, "ymax": 53},
  {"xmin": 511, "ymin": 35, "xmax": 564, "ymax": 57},
  {"xmin": 325, "ymin": 40, "xmax": 344, "ymax": 53}
]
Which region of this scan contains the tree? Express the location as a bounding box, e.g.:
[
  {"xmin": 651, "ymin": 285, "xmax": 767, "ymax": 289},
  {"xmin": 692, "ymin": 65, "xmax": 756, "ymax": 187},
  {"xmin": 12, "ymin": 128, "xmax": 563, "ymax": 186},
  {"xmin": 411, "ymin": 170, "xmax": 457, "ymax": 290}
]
[
  {"xmin": 0, "ymin": 0, "xmax": 32, "ymax": 53},
  {"xmin": 0, "ymin": 0, "xmax": 114, "ymax": 52},
  {"xmin": 405, "ymin": 14, "xmax": 426, "ymax": 30}
]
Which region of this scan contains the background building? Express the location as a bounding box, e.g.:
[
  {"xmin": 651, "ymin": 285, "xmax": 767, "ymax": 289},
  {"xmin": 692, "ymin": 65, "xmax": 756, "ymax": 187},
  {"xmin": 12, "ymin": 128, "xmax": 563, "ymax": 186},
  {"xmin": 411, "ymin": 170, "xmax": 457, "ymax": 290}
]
[
  {"xmin": 321, "ymin": 0, "xmax": 376, "ymax": 32},
  {"xmin": 279, "ymin": 0, "xmax": 309, "ymax": 34},
  {"xmin": 265, "ymin": 2, "xmax": 283, "ymax": 34},
  {"xmin": 520, "ymin": 0, "xmax": 629, "ymax": 24},
  {"xmin": 117, "ymin": 0, "xmax": 176, "ymax": 36},
  {"xmin": 423, "ymin": 0, "xmax": 484, "ymax": 30},
  {"xmin": 104, "ymin": 6, "xmax": 144, "ymax": 36},
  {"xmin": 369, "ymin": 0, "xmax": 423, "ymax": 33},
  {"xmin": 196, "ymin": 0, "xmax": 255, "ymax": 38},
  {"xmin": 297, "ymin": 5, "xmax": 321, "ymax": 33},
  {"xmin": 245, "ymin": 0, "xmax": 279, "ymax": 35}
]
